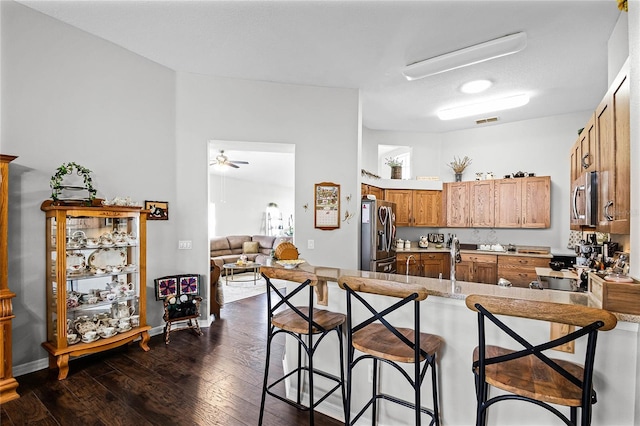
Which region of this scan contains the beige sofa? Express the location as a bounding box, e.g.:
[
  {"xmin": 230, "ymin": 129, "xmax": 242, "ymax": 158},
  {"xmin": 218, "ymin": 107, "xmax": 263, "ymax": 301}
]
[
  {"xmin": 209, "ymin": 235, "xmax": 292, "ymax": 318},
  {"xmin": 210, "ymin": 235, "xmax": 292, "ymax": 271}
]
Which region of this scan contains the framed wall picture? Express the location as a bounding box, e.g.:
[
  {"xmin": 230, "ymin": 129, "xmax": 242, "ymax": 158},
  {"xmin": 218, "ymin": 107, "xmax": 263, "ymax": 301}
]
[
  {"xmin": 145, "ymin": 200, "xmax": 169, "ymax": 220},
  {"xmin": 155, "ymin": 276, "xmax": 177, "ymax": 300},
  {"xmin": 154, "ymin": 274, "xmax": 200, "ymax": 300},
  {"xmin": 314, "ymin": 182, "xmax": 340, "ymax": 230}
]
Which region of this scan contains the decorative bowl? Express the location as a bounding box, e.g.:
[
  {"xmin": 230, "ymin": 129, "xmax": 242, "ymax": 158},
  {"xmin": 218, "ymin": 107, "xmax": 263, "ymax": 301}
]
[
  {"xmin": 276, "ymin": 259, "xmax": 306, "ymax": 269},
  {"xmin": 549, "ymin": 261, "xmax": 564, "ymax": 271}
]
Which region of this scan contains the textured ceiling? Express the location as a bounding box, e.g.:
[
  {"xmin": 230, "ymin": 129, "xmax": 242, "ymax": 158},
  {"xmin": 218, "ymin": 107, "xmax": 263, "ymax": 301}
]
[
  {"xmin": 18, "ymin": 1, "xmax": 623, "ymax": 184},
  {"xmin": 20, "ymin": 0, "xmax": 622, "ymax": 134}
]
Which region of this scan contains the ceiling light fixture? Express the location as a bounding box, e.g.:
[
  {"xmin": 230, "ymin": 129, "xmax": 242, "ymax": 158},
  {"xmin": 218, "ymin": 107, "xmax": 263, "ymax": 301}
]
[
  {"xmin": 437, "ymin": 93, "xmax": 530, "ymax": 121},
  {"xmin": 461, "ymin": 79, "xmax": 492, "ymax": 94},
  {"xmin": 403, "ymin": 32, "xmax": 527, "ymax": 80}
]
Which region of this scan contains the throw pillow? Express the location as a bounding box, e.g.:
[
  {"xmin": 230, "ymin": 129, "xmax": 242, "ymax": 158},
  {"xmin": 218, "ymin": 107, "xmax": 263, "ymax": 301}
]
[{"xmin": 243, "ymin": 241, "xmax": 259, "ymax": 254}]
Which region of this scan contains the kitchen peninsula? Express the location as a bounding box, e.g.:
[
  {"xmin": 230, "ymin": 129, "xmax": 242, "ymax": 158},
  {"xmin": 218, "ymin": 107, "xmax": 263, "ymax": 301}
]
[{"xmin": 274, "ymin": 264, "xmax": 640, "ymax": 425}]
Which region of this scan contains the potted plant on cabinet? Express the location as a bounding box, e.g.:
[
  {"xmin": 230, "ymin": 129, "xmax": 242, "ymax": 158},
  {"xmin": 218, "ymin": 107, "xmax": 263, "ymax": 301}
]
[
  {"xmin": 447, "ymin": 155, "xmax": 472, "ymax": 181},
  {"xmin": 385, "ymin": 157, "xmax": 403, "ymax": 179}
]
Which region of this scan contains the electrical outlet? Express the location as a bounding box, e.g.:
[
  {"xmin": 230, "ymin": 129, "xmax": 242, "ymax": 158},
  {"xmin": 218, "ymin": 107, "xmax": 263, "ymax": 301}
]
[
  {"xmin": 307, "ymin": 239, "xmax": 315, "ymax": 249},
  {"xmin": 178, "ymin": 240, "xmax": 192, "ymax": 250}
]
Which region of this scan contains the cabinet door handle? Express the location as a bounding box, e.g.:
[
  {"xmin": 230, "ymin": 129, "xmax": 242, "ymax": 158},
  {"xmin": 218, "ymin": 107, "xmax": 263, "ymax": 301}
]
[
  {"xmin": 581, "ymin": 152, "xmax": 591, "ymax": 169},
  {"xmin": 604, "ymin": 200, "xmax": 614, "ymax": 221}
]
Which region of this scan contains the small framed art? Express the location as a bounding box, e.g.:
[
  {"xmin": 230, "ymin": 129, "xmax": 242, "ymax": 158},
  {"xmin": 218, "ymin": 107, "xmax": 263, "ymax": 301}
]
[
  {"xmin": 154, "ymin": 274, "xmax": 200, "ymax": 301},
  {"xmin": 314, "ymin": 182, "xmax": 340, "ymax": 230},
  {"xmin": 145, "ymin": 200, "xmax": 169, "ymax": 221}
]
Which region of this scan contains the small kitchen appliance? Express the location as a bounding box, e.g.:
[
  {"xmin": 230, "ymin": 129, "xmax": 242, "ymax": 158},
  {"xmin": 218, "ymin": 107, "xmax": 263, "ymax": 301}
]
[{"xmin": 570, "ymin": 171, "xmax": 598, "ymax": 227}]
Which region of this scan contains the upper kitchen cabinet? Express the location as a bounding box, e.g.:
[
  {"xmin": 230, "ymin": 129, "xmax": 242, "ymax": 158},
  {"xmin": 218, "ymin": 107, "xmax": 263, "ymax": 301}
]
[
  {"xmin": 446, "ymin": 177, "xmax": 550, "ymax": 229},
  {"xmin": 570, "ymin": 113, "xmax": 597, "ymax": 182},
  {"xmin": 361, "ymin": 183, "xmax": 384, "ymax": 201},
  {"xmin": 595, "ymin": 60, "xmax": 630, "ymax": 235},
  {"xmin": 495, "ymin": 176, "xmax": 551, "ymax": 229},
  {"xmin": 444, "ymin": 182, "xmax": 470, "ymax": 227},
  {"xmin": 444, "ymin": 181, "xmax": 494, "ymax": 228},
  {"xmin": 385, "ymin": 189, "xmax": 442, "ymax": 227}
]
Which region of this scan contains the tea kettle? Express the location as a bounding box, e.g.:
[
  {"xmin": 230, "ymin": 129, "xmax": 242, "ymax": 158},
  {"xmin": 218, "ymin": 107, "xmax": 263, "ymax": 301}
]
[{"xmin": 419, "ymin": 236, "xmax": 429, "ymax": 248}]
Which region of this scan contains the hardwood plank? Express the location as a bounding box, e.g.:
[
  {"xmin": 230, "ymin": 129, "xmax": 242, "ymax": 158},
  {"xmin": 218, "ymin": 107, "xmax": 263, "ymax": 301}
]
[{"xmin": 2, "ymin": 293, "xmax": 343, "ymax": 426}]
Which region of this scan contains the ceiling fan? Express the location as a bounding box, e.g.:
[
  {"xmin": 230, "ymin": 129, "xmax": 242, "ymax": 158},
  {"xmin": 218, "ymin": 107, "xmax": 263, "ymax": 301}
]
[{"xmin": 210, "ymin": 150, "xmax": 249, "ymax": 169}]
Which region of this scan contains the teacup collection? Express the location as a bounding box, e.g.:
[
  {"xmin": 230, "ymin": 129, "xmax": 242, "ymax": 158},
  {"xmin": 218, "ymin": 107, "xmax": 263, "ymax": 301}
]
[
  {"xmin": 68, "ymin": 310, "xmax": 139, "ymax": 345},
  {"xmin": 66, "ymin": 230, "xmax": 137, "ymax": 249}
]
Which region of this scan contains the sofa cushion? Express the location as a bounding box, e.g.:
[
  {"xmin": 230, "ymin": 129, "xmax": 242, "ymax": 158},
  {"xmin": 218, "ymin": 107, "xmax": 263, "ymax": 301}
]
[
  {"xmin": 243, "ymin": 241, "xmax": 259, "ymax": 254},
  {"xmin": 210, "ymin": 236, "xmax": 232, "ymax": 256},
  {"xmin": 227, "ymin": 235, "xmax": 252, "ymax": 254}
]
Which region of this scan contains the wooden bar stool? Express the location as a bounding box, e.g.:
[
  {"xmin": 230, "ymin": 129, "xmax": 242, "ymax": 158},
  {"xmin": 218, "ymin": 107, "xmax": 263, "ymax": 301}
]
[
  {"xmin": 465, "ymin": 294, "xmax": 618, "ymax": 426},
  {"xmin": 259, "ymin": 267, "xmax": 346, "ymax": 426},
  {"xmin": 339, "ymin": 276, "xmax": 443, "ymax": 426}
]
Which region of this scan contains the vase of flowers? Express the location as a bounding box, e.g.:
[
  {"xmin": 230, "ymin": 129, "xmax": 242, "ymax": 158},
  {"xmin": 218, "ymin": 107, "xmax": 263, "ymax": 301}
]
[
  {"xmin": 447, "ymin": 156, "xmax": 472, "ymax": 182},
  {"xmin": 385, "ymin": 157, "xmax": 403, "ymax": 179}
]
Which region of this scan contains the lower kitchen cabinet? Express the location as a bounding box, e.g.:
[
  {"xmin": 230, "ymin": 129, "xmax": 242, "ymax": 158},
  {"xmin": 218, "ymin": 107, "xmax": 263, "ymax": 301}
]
[
  {"xmin": 421, "ymin": 253, "xmax": 450, "ymax": 279},
  {"xmin": 497, "ymin": 255, "xmax": 550, "ymax": 288},
  {"xmin": 456, "ymin": 253, "xmax": 497, "ymax": 285},
  {"xmin": 396, "ymin": 252, "xmax": 449, "ymax": 278}
]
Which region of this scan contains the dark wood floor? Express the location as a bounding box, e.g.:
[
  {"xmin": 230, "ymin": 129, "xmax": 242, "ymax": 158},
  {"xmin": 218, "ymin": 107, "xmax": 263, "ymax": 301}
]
[{"xmin": 1, "ymin": 293, "xmax": 344, "ymax": 425}]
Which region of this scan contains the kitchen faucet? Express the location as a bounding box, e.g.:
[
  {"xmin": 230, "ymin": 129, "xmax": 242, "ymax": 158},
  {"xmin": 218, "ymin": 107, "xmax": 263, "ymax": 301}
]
[
  {"xmin": 406, "ymin": 254, "xmax": 416, "ymax": 276},
  {"xmin": 450, "ymin": 235, "xmax": 461, "ymax": 283}
]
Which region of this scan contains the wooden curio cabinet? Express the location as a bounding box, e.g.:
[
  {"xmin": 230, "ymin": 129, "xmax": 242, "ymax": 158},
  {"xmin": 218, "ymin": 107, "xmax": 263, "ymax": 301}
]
[
  {"xmin": 41, "ymin": 202, "xmax": 151, "ymax": 380},
  {"xmin": 0, "ymin": 155, "xmax": 19, "ymax": 403}
]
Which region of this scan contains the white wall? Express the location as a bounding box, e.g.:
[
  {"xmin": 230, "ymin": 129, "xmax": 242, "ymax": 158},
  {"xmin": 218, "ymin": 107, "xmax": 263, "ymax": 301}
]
[
  {"xmin": 1, "ymin": 1, "xmax": 177, "ymax": 368},
  {"xmin": 209, "ymin": 174, "xmax": 294, "ymax": 236},
  {"xmin": 174, "ymin": 72, "xmax": 361, "ymax": 285}
]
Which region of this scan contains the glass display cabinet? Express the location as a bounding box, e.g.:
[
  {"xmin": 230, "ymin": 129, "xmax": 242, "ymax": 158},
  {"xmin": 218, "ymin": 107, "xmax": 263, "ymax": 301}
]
[{"xmin": 41, "ymin": 201, "xmax": 150, "ymax": 380}]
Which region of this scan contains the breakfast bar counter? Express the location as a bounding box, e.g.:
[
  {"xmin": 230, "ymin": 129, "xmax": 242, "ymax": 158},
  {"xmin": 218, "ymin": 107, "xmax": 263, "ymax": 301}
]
[{"xmin": 272, "ymin": 264, "xmax": 640, "ymax": 425}]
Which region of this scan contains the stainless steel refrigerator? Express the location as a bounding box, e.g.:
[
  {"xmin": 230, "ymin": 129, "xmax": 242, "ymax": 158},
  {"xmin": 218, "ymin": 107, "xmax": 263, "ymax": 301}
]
[{"xmin": 360, "ymin": 198, "xmax": 397, "ymax": 273}]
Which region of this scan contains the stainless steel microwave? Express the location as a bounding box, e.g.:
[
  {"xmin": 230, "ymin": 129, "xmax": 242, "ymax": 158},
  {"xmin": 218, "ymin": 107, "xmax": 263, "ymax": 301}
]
[{"xmin": 571, "ymin": 171, "xmax": 598, "ymax": 227}]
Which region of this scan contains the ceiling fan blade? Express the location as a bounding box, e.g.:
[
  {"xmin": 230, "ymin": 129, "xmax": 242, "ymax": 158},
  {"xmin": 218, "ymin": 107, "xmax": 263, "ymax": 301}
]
[
  {"xmin": 228, "ymin": 160, "xmax": 249, "ymax": 165},
  {"xmin": 226, "ymin": 162, "xmax": 240, "ymax": 168}
]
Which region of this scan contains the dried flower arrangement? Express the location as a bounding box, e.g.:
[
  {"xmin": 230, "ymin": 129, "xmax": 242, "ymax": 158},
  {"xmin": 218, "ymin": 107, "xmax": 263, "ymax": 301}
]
[
  {"xmin": 385, "ymin": 157, "xmax": 403, "ymax": 167},
  {"xmin": 447, "ymin": 156, "xmax": 472, "ymax": 173}
]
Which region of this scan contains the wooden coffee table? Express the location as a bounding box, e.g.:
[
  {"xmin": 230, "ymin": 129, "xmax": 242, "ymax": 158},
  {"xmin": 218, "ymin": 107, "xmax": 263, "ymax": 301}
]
[{"xmin": 222, "ymin": 262, "xmax": 262, "ymax": 285}]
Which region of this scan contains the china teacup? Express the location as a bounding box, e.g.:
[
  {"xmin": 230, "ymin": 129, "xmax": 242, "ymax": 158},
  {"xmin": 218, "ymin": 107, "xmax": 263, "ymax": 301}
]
[
  {"xmin": 130, "ymin": 315, "xmax": 140, "ymax": 327},
  {"xmin": 108, "ymin": 318, "xmax": 119, "ymax": 327},
  {"xmin": 125, "ymin": 289, "xmax": 135, "ymax": 297},
  {"xmin": 87, "ymin": 296, "xmax": 99, "ymax": 304},
  {"xmin": 85, "ymin": 237, "xmax": 100, "ymax": 247},
  {"xmin": 101, "ymin": 327, "xmax": 116, "ymax": 337},
  {"xmin": 67, "ymin": 333, "xmax": 78, "ymax": 344},
  {"xmin": 100, "ymin": 290, "xmax": 111, "ymax": 300},
  {"xmin": 83, "ymin": 331, "xmax": 97, "ymax": 341},
  {"xmin": 106, "ymin": 293, "xmax": 117, "ymax": 301}
]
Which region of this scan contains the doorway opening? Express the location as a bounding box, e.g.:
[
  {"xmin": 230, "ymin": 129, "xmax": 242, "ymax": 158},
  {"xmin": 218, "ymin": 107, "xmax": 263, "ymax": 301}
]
[{"xmin": 208, "ymin": 141, "xmax": 295, "ymax": 238}]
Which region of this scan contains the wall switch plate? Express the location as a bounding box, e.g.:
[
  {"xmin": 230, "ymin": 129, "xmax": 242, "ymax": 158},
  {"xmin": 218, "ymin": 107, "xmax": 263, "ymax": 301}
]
[
  {"xmin": 307, "ymin": 239, "xmax": 315, "ymax": 249},
  {"xmin": 178, "ymin": 240, "xmax": 192, "ymax": 250}
]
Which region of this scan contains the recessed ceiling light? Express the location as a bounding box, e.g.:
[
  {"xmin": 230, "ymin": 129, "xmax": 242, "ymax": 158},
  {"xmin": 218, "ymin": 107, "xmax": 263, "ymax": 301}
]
[
  {"xmin": 403, "ymin": 32, "xmax": 527, "ymax": 80},
  {"xmin": 461, "ymin": 80, "xmax": 492, "ymax": 94},
  {"xmin": 437, "ymin": 94, "xmax": 530, "ymax": 120}
]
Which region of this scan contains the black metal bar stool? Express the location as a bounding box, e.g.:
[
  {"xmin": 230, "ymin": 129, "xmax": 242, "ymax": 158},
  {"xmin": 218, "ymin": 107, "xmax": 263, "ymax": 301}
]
[
  {"xmin": 339, "ymin": 275, "xmax": 443, "ymax": 425},
  {"xmin": 259, "ymin": 267, "xmax": 346, "ymax": 425},
  {"xmin": 465, "ymin": 294, "xmax": 618, "ymax": 426}
]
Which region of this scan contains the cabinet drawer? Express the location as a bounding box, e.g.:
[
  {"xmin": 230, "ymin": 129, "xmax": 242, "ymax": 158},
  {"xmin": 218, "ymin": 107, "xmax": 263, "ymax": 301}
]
[
  {"xmin": 498, "ymin": 270, "xmax": 538, "ymax": 287},
  {"xmin": 498, "ymin": 256, "xmax": 549, "ymax": 268},
  {"xmin": 461, "ymin": 253, "xmax": 497, "ymax": 263}
]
